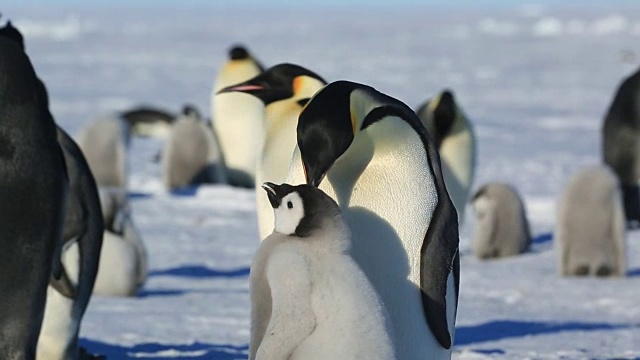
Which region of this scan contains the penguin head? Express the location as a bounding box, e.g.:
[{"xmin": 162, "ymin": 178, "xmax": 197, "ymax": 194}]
[
  {"xmin": 0, "ymin": 20, "xmax": 25, "ymax": 50},
  {"xmin": 297, "ymin": 80, "xmax": 418, "ymax": 187},
  {"xmin": 262, "ymin": 182, "xmax": 342, "ymax": 237},
  {"xmin": 418, "ymin": 89, "xmax": 458, "ymax": 147},
  {"xmin": 228, "ymin": 45, "xmax": 250, "ymax": 60},
  {"xmin": 216, "ymin": 63, "xmax": 326, "ymax": 106},
  {"xmin": 181, "ymin": 103, "xmax": 201, "ymax": 119}
]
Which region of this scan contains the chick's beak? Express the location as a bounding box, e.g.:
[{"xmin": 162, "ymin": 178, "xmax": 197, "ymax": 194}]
[{"xmin": 261, "ymin": 182, "xmax": 281, "ymax": 208}]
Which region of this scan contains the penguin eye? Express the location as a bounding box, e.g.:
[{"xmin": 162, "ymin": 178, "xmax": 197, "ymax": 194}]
[{"xmin": 287, "ymin": 201, "xmax": 293, "ymax": 209}]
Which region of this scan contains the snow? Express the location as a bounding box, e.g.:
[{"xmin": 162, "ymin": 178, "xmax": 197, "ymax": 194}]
[{"xmin": 3, "ymin": 3, "xmax": 640, "ymax": 359}]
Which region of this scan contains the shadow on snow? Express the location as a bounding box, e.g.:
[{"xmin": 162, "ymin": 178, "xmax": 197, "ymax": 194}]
[
  {"xmin": 455, "ymin": 320, "xmax": 630, "ymax": 346},
  {"xmin": 80, "ymin": 339, "xmax": 248, "ymax": 360},
  {"xmin": 148, "ymin": 265, "xmax": 250, "ymax": 279}
]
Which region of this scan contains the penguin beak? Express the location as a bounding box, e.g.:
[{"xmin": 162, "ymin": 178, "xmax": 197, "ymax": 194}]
[
  {"xmin": 261, "ymin": 182, "xmax": 281, "ymax": 208},
  {"xmin": 303, "ymin": 161, "xmax": 326, "ymax": 187},
  {"xmin": 217, "ymin": 83, "xmax": 264, "ymax": 94}
]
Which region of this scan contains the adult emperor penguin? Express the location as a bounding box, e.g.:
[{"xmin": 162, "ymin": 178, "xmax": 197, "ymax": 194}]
[
  {"xmin": 251, "ymin": 183, "xmax": 395, "ymax": 360},
  {"xmin": 556, "ymin": 165, "xmax": 626, "ymax": 277},
  {"xmin": 218, "ymin": 63, "xmax": 327, "ymax": 239},
  {"xmin": 211, "ymin": 45, "xmax": 265, "ymax": 188},
  {"xmin": 416, "ymin": 90, "xmax": 476, "ymax": 225},
  {"xmin": 0, "ymin": 37, "xmax": 68, "ymax": 359},
  {"xmin": 120, "ymin": 105, "xmax": 175, "ymax": 138},
  {"xmin": 286, "ymin": 81, "xmax": 460, "ymax": 359},
  {"xmin": 470, "ymin": 183, "xmax": 531, "ymax": 260},
  {"xmin": 162, "ymin": 104, "xmax": 227, "ymax": 190},
  {"xmin": 76, "ymin": 115, "xmax": 131, "ymax": 188},
  {"xmin": 38, "ymin": 127, "xmax": 104, "ymax": 360},
  {"xmin": 602, "ymin": 66, "xmax": 640, "ymax": 227}
]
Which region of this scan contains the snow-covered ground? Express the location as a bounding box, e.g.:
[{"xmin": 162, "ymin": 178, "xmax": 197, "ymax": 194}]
[{"xmin": 4, "ymin": 3, "xmax": 640, "ymax": 359}]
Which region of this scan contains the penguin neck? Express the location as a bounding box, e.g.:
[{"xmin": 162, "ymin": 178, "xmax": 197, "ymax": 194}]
[
  {"xmin": 299, "ymin": 216, "xmax": 351, "ymax": 254},
  {"xmin": 348, "ymin": 88, "xmax": 390, "ymax": 132}
]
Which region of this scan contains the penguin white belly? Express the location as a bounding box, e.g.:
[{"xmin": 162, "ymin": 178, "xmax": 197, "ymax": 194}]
[
  {"xmin": 257, "ymin": 109, "xmax": 299, "ymax": 239},
  {"xmin": 38, "ymin": 242, "xmax": 80, "ymax": 360},
  {"xmin": 66, "ymin": 231, "xmax": 140, "ymax": 297},
  {"xmin": 439, "ymin": 128, "xmax": 475, "ymax": 225},
  {"xmin": 133, "ymin": 121, "xmax": 172, "ymax": 139},
  {"xmin": 290, "ymin": 254, "xmax": 395, "ymax": 360},
  {"xmin": 213, "ymin": 93, "xmax": 264, "ymax": 187},
  {"xmin": 288, "ymin": 118, "xmax": 453, "ymax": 359}
]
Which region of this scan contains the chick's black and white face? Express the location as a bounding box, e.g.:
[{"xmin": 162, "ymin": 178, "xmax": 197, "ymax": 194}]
[{"xmin": 274, "ymin": 192, "xmax": 305, "ymax": 235}]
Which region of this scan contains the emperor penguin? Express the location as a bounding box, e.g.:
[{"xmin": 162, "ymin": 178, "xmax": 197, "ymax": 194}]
[
  {"xmin": 416, "ymin": 90, "xmax": 476, "ymax": 225},
  {"xmin": 218, "ymin": 63, "xmax": 327, "ymax": 239},
  {"xmin": 286, "ymin": 81, "xmax": 460, "ymax": 359},
  {"xmin": 602, "ymin": 66, "xmax": 640, "ymax": 227},
  {"xmin": 120, "ymin": 105, "xmax": 175, "ymax": 138},
  {"xmin": 0, "ymin": 37, "xmax": 68, "ymax": 359},
  {"xmin": 556, "ymin": 165, "xmax": 626, "ymax": 277},
  {"xmin": 76, "ymin": 115, "xmax": 131, "ymax": 188},
  {"xmin": 470, "ymin": 183, "xmax": 531, "ymax": 260},
  {"xmin": 251, "ymin": 183, "xmax": 396, "ymax": 360},
  {"xmin": 162, "ymin": 104, "xmax": 227, "ymax": 190},
  {"xmin": 211, "ymin": 45, "xmax": 265, "ymax": 188},
  {"xmin": 38, "ymin": 127, "xmax": 104, "ymax": 360}
]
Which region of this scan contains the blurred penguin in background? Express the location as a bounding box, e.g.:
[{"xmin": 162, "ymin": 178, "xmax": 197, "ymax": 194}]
[
  {"xmin": 76, "ymin": 115, "xmax": 131, "ymax": 189},
  {"xmin": 556, "ymin": 165, "xmax": 626, "ymax": 277},
  {"xmin": 211, "ymin": 44, "xmax": 265, "ymax": 188},
  {"xmin": 416, "ymin": 90, "xmax": 476, "ymax": 225},
  {"xmin": 471, "ymin": 183, "xmax": 531, "ymax": 260},
  {"xmin": 602, "ymin": 66, "xmax": 640, "ymax": 228},
  {"xmin": 162, "ymin": 104, "xmax": 226, "ymax": 190},
  {"xmin": 120, "ymin": 105, "xmax": 175, "ymax": 138}
]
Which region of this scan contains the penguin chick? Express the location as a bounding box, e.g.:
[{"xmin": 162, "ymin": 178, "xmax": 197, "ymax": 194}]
[
  {"xmin": 556, "ymin": 165, "xmax": 626, "ymax": 277},
  {"xmin": 416, "ymin": 90, "xmax": 476, "ymax": 225},
  {"xmin": 471, "ymin": 183, "xmax": 531, "ymax": 260},
  {"xmin": 250, "ymin": 183, "xmax": 396, "ymax": 360}
]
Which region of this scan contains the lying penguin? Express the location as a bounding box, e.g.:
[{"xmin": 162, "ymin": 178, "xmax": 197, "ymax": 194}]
[{"xmin": 250, "ymin": 183, "xmax": 396, "ymax": 360}]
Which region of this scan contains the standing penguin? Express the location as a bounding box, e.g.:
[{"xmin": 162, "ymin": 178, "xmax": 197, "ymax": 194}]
[
  {"xmin": 38, "ymin": 127, "xmax": 104, "ymax": 360},
  {"xmin": 218, "ymin": 63, "xmax": 327, "ymax": 239},
  {"xmin": 556, "ymin": 165, "xmax": 626, "ymax": 277},
  {"xmin": 162, "ymin": 104, "xmax": 226, "ymax": 190},
  {"xmin": 470, "ymin": 183, "xmax": 531, "ymax": 260},
  {"xmin": 251, "ymin": 183, "xmax": 396, "ymax": 360},
  {"xmin": 602, "ymin": 67, "xmax": 640, "ymax": 227},
  {"xmin": 211, "ymin": 45, "xmax": 265, "ymax": 188},
  {"xmin": 76, "ymin": 115, "xmax": 131, "ymax": 189},
  {"xmin": 416, "ymin": 90, "xmax": 476, "ymax": 225},
  {"xmin": 0, "ymin": 37, "xmax": 68, "ymax": 359},
  {"xmin": 286, "ymin": 81, "xmax": 460, "ymax": 359}
]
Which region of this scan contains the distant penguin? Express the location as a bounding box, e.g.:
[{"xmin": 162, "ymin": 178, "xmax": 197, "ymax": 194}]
[
  {"xmin": 120, "ymin": 106, "xmax": 175, "ymax": 138},
  {"xmin": 470, "ymin": 183, "xmax": 531, "ymax": 260},
  {"xmin": 76, "ymin": 115, "xmax": 131, "ymax": 188},
  {"xmin": 162, "ymin": 104, "xmax": 227, "ymax": 190},
  {"xmin": 218, "ymin": 63, "xmax": 326, "ymax": 239},
  {"xmin": 602, "ymin": 66, "xmax": 640, "ymax": 227},
  {"xmin": 556, "ymin": 165, "xmax": 626, "ymax": 277},
  {"xmin": 65, "ymin": 187, "xmax": 148, "ymax": 297},
  {"xmin": 0, "ymin": 37, "xmax": 68, "ymax": 359},
  {"xmin": 286, "ymin": 81, "xmax": 460, "ymax": 359},
  {"xmin": 211, "ymin": 45, "xmax": 265, "ymax": 188},
  {"xmin": 251, "ymin": 183, "xmax": 396, "ymax": 360},
  {"xmin": 38, "ymin": 127, "xmax": 104, "ymax": 360},
  {"xmin": 416, "ymin": 90, "xmax": 476, "ymax": 225}
]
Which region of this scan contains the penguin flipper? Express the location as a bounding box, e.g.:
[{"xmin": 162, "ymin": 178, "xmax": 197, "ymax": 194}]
[
  {"xmin": 50, "ymin": 265, "xmax": 76, "ymax": 298},
  {"xmin": 420, "ymin": 197, "xmax": 459, "ymax": 350}
]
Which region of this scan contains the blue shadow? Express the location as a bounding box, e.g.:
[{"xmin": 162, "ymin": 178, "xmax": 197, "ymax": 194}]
[
  {"xmin": 80, "ymin": 339, "xmax": 248, "ymax": 360},
  {"xmin": 149, "ymin": 265, "xmax": 250, "ymax": 279},
  {"xmin": 532, "ymin": 232, "xmax": 552, "ymax": 245},
  {"xmin": 128, "ymin": 191, "xmax": 153, "ymax": 199},
  {"xmin": 627, "ymin": 268, "xmax": 640, "ymax": 277},
  {"xmin": 472, "ymin": 349, "xmax": 505, "ymax": 355},
  {"xmin": 455, "ymin": 320, "xmax": 629, "ymax": 346},
  {"xmin": 136, "ymin": 289, "xmax": 188, "ymax": 298},
  {"xmin": 170, "ymin": 186, "xmax": 199, "ymax": 197}
]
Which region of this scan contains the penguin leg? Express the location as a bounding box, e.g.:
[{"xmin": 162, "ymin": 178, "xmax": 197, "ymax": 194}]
[{"xmin": 621, "ymin": 184, "xmax": 640, "ymax": 228}]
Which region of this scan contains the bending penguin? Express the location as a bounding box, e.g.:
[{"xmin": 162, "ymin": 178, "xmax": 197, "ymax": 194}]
[
  {"xmin": 556, "ymin": 165, "xmax": 626, "ymax": 277},
  {"xmin": 602, "ymin": 66, "xmax": 640, "ymax": 227},
  {"xmin": 416, "ymin": 90, "xmax": 476, "ymax": 225},
  {"xmin": 76, "ymin": 115, "xmax": 131, "ymax": 189},
  {"xmin": 470, "ymin": 183, "xmax": 531, "ymax": 260},
  {"xmin": 286, "ymin": 81, "xmax": 460, "ymax": 359},
  {"xmin": 211, "ymin": 45, "xmax": 265, "ymax": 188},
  {"xmin": 120, "ymin": 105, "xmax": 175, "ymax": 138},
  {"xmin": 218, "ymin": 63, "xmax": 327, "ymax": 239},
  {"xmin": 251, "ymin": 183, "xmax": 395, "ymax": 360},
  {"xmin": 0, "ymin": 36, "xmax": 68, "ymax": 360},
  {"xmin": 162, "ymin": 104, "xmax": 226, "ymax": 190}
]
